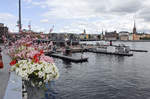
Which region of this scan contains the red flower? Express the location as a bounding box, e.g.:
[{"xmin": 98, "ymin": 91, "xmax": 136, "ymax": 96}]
[
  {"xmin": 26, "ymin": 43, "xmax": 32, "ymax": 47},
  {"xmin": 33, "ymin": 54, "xmax": 40, "ymax": 63},
  {"xmin": 34, "ymin": 54, "xmax": 38, "ymax": 59},
  {"xmin": 34, "ymin": 58, "xmax": 39, "ymax": 63},
  {"xmin": 40, "ymin": 50, "xmax": 44, "ymax": 55},
  {"xmin": 35, "ymin": 48, "xmax": 38, "ymax": 50},
  {"xmin": 10, "ymin": 60, "xmax": 17, "ymax": 66}
]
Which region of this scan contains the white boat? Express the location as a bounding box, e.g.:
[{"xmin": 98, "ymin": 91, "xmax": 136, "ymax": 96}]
[{"xmin": 95, "ymin": 44, "xmax": 130, "ymax": 54}]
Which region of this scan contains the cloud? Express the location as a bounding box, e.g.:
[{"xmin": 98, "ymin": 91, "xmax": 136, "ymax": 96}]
[
  {"xmin": 137, "ymin": 0, "xmax": 150, "ymax": 22},
  {"xmin": 40, "ymin": 19, "xmax": 49, "ymax": 23},
  {"xmin": 4, "ymin": 0, "xmax": 150, "ymax": 33},
  {"xmin": 42, "ymin": 0, "xmax": 103, "ymax": 19},
  {"xmin": 42, "ymin": 0, "xmax": 144, "ymax": 19},
  {"xmin": 23, "ymin": 0, "xmax": 32, "ymax": 3},
  {"xmin": 32, "ymin": 25, "xmax": 46, "ymax": 32},
  {"xmin": 109, "ymin": 0, "xmax": 142, "ymax": 14},
  {"xmin": 0, "ymin": 13, "xmax": 15, "ymax": 20},
  {"xmin": 31, "ymin": 1, "xmax": 47, "ymax": 8},
  {"xmin": 0, "ymin": 13, "xmax": 18, "ymax": 32}
]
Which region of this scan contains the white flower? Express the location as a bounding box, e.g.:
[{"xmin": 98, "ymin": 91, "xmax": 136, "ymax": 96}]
[
  {"xmin": 10, "ymin": 59, "xmax": 59, "ymax": 87},
  {"xmin": 39, "ymin": 81, "xmax": 42, "ymax": 86}
]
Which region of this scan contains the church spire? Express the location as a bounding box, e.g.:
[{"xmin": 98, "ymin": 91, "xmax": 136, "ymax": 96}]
[
  {"xmin": 134, "ymin": 20, "xmax": 136, "ymax": 28},
  {"xmin": 133, "ymin": 20, "xmax": 136, "ymax": 34},
  {"xmin": 101, "ymin": 28, "xmax": 104, "ymax": 40}
]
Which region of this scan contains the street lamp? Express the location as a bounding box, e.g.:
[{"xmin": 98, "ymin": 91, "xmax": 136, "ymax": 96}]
[{"xmin": 18, "ymin": 0, "xmax": 22, "ymax": 33}]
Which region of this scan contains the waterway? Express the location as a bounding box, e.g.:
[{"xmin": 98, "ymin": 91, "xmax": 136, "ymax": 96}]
[{"xmin": 30, "ymin": 41, "xmax": 150, "ymax": 99}]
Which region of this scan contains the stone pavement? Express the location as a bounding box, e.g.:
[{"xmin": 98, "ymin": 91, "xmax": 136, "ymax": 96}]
[{"xmin": 0, "ymin": 46, "xmax": 10, "ymax": 99}]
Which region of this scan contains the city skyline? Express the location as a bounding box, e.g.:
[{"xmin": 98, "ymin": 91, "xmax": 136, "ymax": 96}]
[{"xmin": 0, "ymin": 0, "xmax": 150, "ymax": 34}]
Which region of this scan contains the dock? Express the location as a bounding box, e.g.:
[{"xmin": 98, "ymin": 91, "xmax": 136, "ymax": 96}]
[
  {"xmin": 89, "ymin": 50, "xmax": 133, "ymax": 56},
  {"xmin": 71, "ymin": 48, "xmax": 88, "ymax": 53},
  {"xmin": 50, "ymin": 54, "xmax": 88, "ymax": 63},
  {"xmin": 130, "ymin": 49, "xmax": 148, "ymax": 52}
]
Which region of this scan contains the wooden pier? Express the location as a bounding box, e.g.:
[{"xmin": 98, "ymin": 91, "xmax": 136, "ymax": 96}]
[
  {"xmin": 50, "ymin": 54, "xmax": 88, "ymax": 63},
  {"xmin": 130, "ymin": 49, "xmax": 148, "ymax": 52}
]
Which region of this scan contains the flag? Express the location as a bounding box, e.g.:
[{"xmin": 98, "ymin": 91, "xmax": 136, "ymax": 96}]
[
  {"xmin": 28, "ymin": 21, "xmax": 31, "ymax": 30},
  {"xmin": 49, "ymin": 25, "xmax": 54, "ymax": 33}
]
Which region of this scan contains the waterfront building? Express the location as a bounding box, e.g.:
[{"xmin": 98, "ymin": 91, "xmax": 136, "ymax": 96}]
[
  {"xmin": 105, "ymin": 31, "xmax": 118, "ymax": 40},
  {"xmin": 129, "ymin": 33, "xmax": 133, "ymax": 40},
  {"xmin": 133, "ymin": 34, "xmax": 140, "ymax": 40},
  {"xmin": 0, "ymin": 23, "xmax": 8, "ymax": 43},
  {"xmin": 119, "ymin": 31, "xmax": 129, "ymax": 40},
  {"xmin": 138, "ymin": 33, "xmax": 150, "ymax": 40},
  {"xmin": 80, "ymin": 33, "xmax": 86, "ymax": 40},
  {"xmin": 86, "ymin": 34, "xmax": 89, "ymax": 40},
  {"xmin": 145, "ymin": 34, "xmax": 150, "ymax": 39}
]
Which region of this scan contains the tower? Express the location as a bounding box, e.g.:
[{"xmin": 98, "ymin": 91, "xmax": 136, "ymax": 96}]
[
  {"xmin": 133, "ymin": 20, "xmax": 137, "ymax": 40},
  {"xmin": 101, "ymin": 28, "xmax": 104, "ymax": 40},
  {"xmin": 133, "ymin": 20, "xmax": 136, "ymax": 34}
]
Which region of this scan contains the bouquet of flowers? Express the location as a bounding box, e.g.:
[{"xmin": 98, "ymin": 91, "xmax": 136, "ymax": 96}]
[
  {"xmin": 11, "ymin": 59, "xmax": 59, "ymax": 86},
  {"xmin": 8, "ymin": 35, "xmax": 59, "ymax": 87}
]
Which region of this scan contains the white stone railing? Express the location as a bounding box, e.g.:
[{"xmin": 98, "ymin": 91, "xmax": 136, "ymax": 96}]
[{"xmin": 2, "ymin": 51, "xmax": 22, "ymax": 99}]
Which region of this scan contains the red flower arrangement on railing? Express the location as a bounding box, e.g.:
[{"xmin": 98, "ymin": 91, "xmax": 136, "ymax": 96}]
[{"xmin": 8, "ymin": 35, "xmax": 59, "ymax": 87}]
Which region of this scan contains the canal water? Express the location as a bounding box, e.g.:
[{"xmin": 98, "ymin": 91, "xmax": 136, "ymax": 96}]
[{"xmin": 31, "ymin": 41, "xmax": 150, "ymax": 99}]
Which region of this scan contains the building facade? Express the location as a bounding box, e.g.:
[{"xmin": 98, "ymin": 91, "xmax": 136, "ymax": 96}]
[
  {"xmin": 105, "ymin": 31, "xmax": 118, "ymax": 40},
  {"xmin": 0, "ymin": 23, "xmax": 8, "ymax": 43},
  {"xmin": 119, "ymin": 31, "xmax": 129, "ymax": 40},
  {"xmin": 129, "ymin": 33, "xmax": 133, "ymax": 40}
]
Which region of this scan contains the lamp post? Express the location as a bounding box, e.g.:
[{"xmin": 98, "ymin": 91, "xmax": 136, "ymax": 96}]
[{"xmin": 19, "ymin": 0, "xmax": 22, "ymax": 33}]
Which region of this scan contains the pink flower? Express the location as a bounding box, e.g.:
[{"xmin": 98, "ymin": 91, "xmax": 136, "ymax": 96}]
[
  {"xmin": 40, "ymin": 55, "xmax": 54, "ymax": 63},
  {"xmin": 26, "ymin": 50, "xmax": 39, "ymax": 59}
]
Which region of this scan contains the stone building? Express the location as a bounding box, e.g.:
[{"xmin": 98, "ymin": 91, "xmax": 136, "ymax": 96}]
[
  {"xmin": 0, "ymin": 23, "xmax": 8, "ymax": 43},
  {"xmin": 119, "ymin": 31, "xmax": 129, "ymax": 40},
  {"xmin": 132, "ymin": 21, "xmax": 140, "ymax": 40},
  {"xmin": 105, "ymin": 31, "xmax": 118, "ymax": 40}
]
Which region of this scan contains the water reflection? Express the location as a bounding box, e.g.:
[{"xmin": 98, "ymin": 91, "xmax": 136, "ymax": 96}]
[
  {"xmin": 62, "ymin": 60, "xmax": 72, "ymax": 69},
  {"xmin": 115, "ymin": 56, "xmax": 125, "ymax": 63}
]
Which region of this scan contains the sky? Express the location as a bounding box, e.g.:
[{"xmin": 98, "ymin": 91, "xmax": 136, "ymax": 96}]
[{"xmin": 0, "ymin": 0, "xmax": 150, "ymax": 34}]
